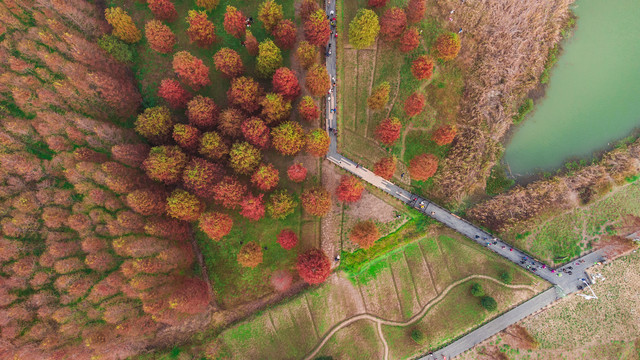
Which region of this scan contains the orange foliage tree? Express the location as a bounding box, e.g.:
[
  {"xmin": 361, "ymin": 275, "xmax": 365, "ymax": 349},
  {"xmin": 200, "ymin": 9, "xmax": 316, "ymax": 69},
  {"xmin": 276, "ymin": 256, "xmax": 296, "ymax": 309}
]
[
  {"xmin": 409, "ymin": 153, "xmax": 438, "ymax": 181},
  {"xmin": 227, "ymin": 76, "xmax": 264, "ymax": 113},
  {"xmin": 373, "ymin": 156, "xmax": 397, "ymax": 180},
  {"xmin": 301, "ymin": 187, "xmax": 331, "ymax": 216},
  {"xmin": 435, "ymin": 32, "xmax": 461, "ymax": 60},
  {"xmin": 145, "ymin": 20, "xmax": 175, "ymax": 53},
  {"xmin": 406, "ymin": 0, "xmax": 427, "ymax": 24},
  {"xmin": 166, "ymin": 189, "xmax": 205, "ymax": 221},
  {"xmin": 379, "ymin": 7, "xmax": 406, "ymax": 41},
  {"xmin": 261, "ymin": 93, "xmax": 291, "ymax": 124},
  {"xmin": 367, "ymin": 82, "xmax": 390, "ymax": 110},
  {"xmin": 240, "ymin": 194, "xmax": 265, "ymax": 221},
  {"xmin": 375, "ymin": 117, "xmax": 402, "ymax": 145},
  {"xmin": 199, "ymin": 212, "xmax": 233, "ymax": 241},
  {"xmin": 173, "ymin": 51, "xmax": 211, "ymax": 90},
  {"xmin": 241, "ymin": 117, "xmax": 271, "ymax": 148},
  {"xmin": 266, "ymin": 190, "xmax": 297, "ymax": 219},
  {"xmin": 274, "ymin": 19, "xmax": 297, "ymax": 49},
  {"xmin": 432, "ymin": 124, "xmax": 457, "ymax": 145},
  {"xmin": 277, "ymin": 229, "xmax": 298, "ymax": 249},
  {"xmin": 182, "ymin": 157, "xmax": 225, "ymax": 199},
  {"xmin": 258, "ymin": 0, "xmax": 283, "ymax": 33},
  {"xmin": 349, "ymin": 220, "xmax": 380, "ymax": 249},
  {"xmin": 187, "ymin": 95, "xmax": 219, "ymax": 129},
  {"xmin": 196, "ymin": 0, "xmax": 219, "ymax": 11},
  {"xmin": 213, "ymin": 47, "xmax": 244, "ymax": 78},
  {"xmin": 143, "ymin": 146, "xmax": 188, "ymax": 185},
  {"xmin": 148, "ymin": 0, "xmax": 178, "ymax": 22},
  {"xmin": 167, "ymin": 277, "xmax": 210, "ymax": 315},
  {"xmin": 158, "ymin": 79, "xmax": 192, "ymax": 109},
  {"xmin": 271, "ymin": 121, "xmax": 305, "ymax": 156},
  {"xmin": 305, "ymin": 129, "xmax": 330, "ymax": 157},
  {"xmin": 135, "ymin": 106, "xmax": 174, "ymax": 143},
  {"xmin": 105, "ymin": 7, "xmax": 141, "ymax": 43},
  {"xmin": 336, "ymin": 175, "xmax": 365, "ymax": 203},
  {"xmin": 198, "ymin": 131, "xmax": 229, "ymax": 160},
  {"xmin": 213, "ymin": 176, "xmax": 247, "ymax": 209},
  {"xmin": 304, "ymin": 9, "xmax": 330, "ymax": 46},
  {"xmin": 251, "ymin": 163, "xmax": 279, "ymax": 191},
  {"xmin": 126, "ymin": 188, "xmax": 167, "ymax": 215},
  {"xmin": 229, "ymin": 142, "xmax": 262, "ymax": 175},
  {"xmin": 297, "ymin": 248, "xmax": 331, "ymax": 284},
  {"xmin": 399, "ymin": 27, "xmax": 420, "ymax": 53},
  {"xmin": 298, "ymin": 96, "xmax": 319, "ymax": 122},
  {"xmin": 305, "ymin": 64, "xmax": 330, "ymax": 97},
  {"xmin": 272, "ymin": 67, "xmax": 301, "ymax": 100},
  {"xmin": 218, "ymin": 108, "xmax": 245, "ymax": 137},
  {"xmin": 223, "ymin": 5, "xmax": 245, "ymax": 38},
  {"xmin": 296, "ymin": 41, "xmax": 318, "ymax": 69},
  {"xmin": 237, "ymin": 241, "xmax": 263, "ymax": 267},
  {"xmin": 172, "ymin": 124, "xmax": 201, "ymax": 151},
  {"xmin": 186, "ymin": 10, "xmax": 217, "ymax": 47},
  {"xmin": 300, "ymin": 0, "xmax": 320, "ymax": 22},
  {"xmin": 287, "ymin": 163, "xmax": 307, "ymax": 182},
  {"xmin": 244, "ymin": 30, "xmax": 259, "ymax": 56},
  {"xmin": 411, "ymin": 54, "xmax": 434, "ymax": 80},
  {"xmin": 404, "ymin": 91, "xmax": 426, "ymax": 117}
]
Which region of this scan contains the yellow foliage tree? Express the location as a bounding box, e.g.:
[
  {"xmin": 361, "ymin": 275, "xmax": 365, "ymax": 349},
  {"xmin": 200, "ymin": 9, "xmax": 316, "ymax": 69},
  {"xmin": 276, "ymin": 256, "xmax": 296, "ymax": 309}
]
[
  {"xmin": 196, "ymin": 0, "xmax": 219, "ymax": 11},
  {"xmin": 105, "ymin": 7, "xmax": 141, "ymax": 43}
]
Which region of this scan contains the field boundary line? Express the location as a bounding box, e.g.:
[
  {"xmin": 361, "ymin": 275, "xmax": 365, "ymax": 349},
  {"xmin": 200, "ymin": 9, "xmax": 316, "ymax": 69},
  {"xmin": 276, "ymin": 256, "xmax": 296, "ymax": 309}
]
[
  {"xmin": 303, "ymin": 293, "xmax": 321, "ymax": 341},
  {"xmin": 386, "ymin": 256, "xmax": 407, "ymax": 321},
  {"xmin": 417, "ymin": 239, "xmax": 440, "ymax": 296},
  {"xmin": 402, "ymin": 249, "xmax": 424, "ymax": 307}
]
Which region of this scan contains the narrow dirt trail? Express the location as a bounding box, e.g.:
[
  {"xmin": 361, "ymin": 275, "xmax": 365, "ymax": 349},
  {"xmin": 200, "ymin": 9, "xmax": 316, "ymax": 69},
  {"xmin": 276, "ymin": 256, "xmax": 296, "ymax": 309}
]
[
  {"xmin": 303, "ymin": 274, "xmax": 537, "ymax": 360},
  {"xmin": 377, "ymin": 321, "xmax": 390, "ymax": 360}
]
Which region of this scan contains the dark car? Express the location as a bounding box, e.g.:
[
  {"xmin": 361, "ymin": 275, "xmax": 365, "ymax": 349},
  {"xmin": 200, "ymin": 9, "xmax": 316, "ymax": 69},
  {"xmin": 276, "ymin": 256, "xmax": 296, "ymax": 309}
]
[{"xmin": 577, "ymin": 285, "xmax": 583, "ymax": 290}]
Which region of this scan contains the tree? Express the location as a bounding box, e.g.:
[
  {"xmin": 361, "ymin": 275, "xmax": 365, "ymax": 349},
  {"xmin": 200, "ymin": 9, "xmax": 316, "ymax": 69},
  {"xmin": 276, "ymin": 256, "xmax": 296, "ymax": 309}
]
[
  {"xmin": 166, "ymin": 189, "xmax": 205, "ymax": 222},
  {"xmin": 435, "ymin": 32, "xmax": 461, "ymax": 60},
  {"xmin": 251, "ymin": 163, "xmax": 279, "ymax": 191},
  {"xmin": 173, "ymin": 124, "xmax": 201, "ymax": 152},
  {"xmin": 301, "ymin": 187, "xmax": 331, "ymax": 216},
  {"xmin": 173, "ymin": 51, "xmax": 211, "ymax": 90},
  {"xmin": 187, "ymin": 95, "xmax": 219, "ymax": 129},
  {"xmin": 145, "ymin": 20, "xmax": 175, "ymax": 53},
  {"xmin": 261, "ymin": 93, "xmax": 291, "ymax": 124},
  {"xmin": 305, "ymin": 64, "xmax": 330, "ymax": 97},
  {"xmin": 158, "ymin": 79, "xmax": 192, "ymax": 109},
  {"xmin": 98, "ymin": 34, "xmax": 134, "ymax": 63},
  {"xmin": 375, "ymin": 117, "xmax": 402, "ymax": 145},
  {"xmin": 213, "ymin": 47, "xmax": 244, "ymax": 78},
  {"xmin": 368, "ymin": 0, "xmax": 388, "ymax": 7},
  {"xmin": 240, "ymin": 194, "xmax": 265, "ymax": 221},
  {"xmin": 227, "ymin": 76, "xmax": 264, "ymax": 113},
  {"xmin": 135, "ymin": 106, "xmax": 174, "ymax": 143},
  {"xmin": 349, "ymin": 220, "xmax": 379, "ymax": 249},
  {"xmin": 299, "ymin": 0, "xmax": 320, "ymax": 22},
  {"xmin": 186, "ymin": 10, "xmax": 217, "ymax": 47},
  {"xmin": 373, "ymin": 156, "xmax": 397, "ymax": 180},
  {"xmin": 258, "ymin": 0, "xmax": 283, "ymax": 33},
  {"xmin": 148, "ymin": 0, "xmax": 178, "ymax": 22},
  {"xmin": 411, "ymin": 54, "xmax": 434, "ymax": 80},
  {"xmin": 272, "ymin": 67, "xmax": 301, "ymax": 101},
  {"xmin": 432, "ymin": 124, "xmax": 457, "ymax": 145},
  {"xmin": 257, "ymin": 40, "xmax": 283, "ymax": 78},
  {"xmin": 271, "ymin": 121, "xmax": 305, "ymax": 156},
  {"xmin": 182, "ymin": 157, "xmax": 225, "ymax": 199},
  {"xmin": 196, "ymin": 0, "xmax": 219, "ymax": 11},
  {"xmin": 229, "ymin": 142, "xmax": 262, "ymax": 175},
  {"xmin": 244, "ymin": 30, "xmax": 259, "ymax": 56},
  {"xmin": 399, "ymin": 27, "xmax": 420, "ymax": 53},
  {"xmin": 224, "ymin": 6, "xmax": 246, "ymax": 38},
  {"xmin": 336, "ymin": 175, "xmax": 365, "ymax": 203},
  {"xmin": 143, "ymin": 146, "xmax": 188, "ymax": 184},
  {"xmin": 126, "ymin": 189, "xmax": 167, "ymax": 215},
  {"xmin": 470, "ymin": 282, "xmax": 484, "ymax": 297},
  {"xmin": 379, "ymin": 7, "xmax": 406, "ymax": 42},
  {"xmin": 277, "ymin": 229, "xmax": 298, "ymax": 249},
  {"xmin": 213, "ymin": 176, "xmax": 247, "ymax": 209},
  {"xmin": 270, "ymin": 269, "xmax": 293, "ymax": 292},
  {"xmin": 404, "ymin": 91, "xmax": 426, "ymax": 117},
  {"xmin": 168, "ymin": 277, "xmax": 210, "ymax": 315},
  {"xmin": 409, "ymin": 153, "xmax": 438, "ymax": 181},
  {"xmin": 237, "ymin": 241, "xmax": 263, "ymax": 267},
  {"xmin": 199, "ymin": 212, "xmax": 232, "ymax": 241},
  {"xmin": 274, "ymin": 19, "xmax": 297, "ymax": 50},
  {"xmin": 297, "ymin": 249, "xmax": 331, "ymax": 284},
  {"xmin": 199, "ymin": 131, "xmax": 229, "ymax": 160},
  {"xmin": 304, "ymin": 9, "xmax": 330, "ymax": 47},
  {"xmin": 406, "ymin": 0, "xmax": 427, "ymax": 24},
  {"xmin": 305, "ymin": 129, "xmax": 330, "ymax": 157},
  {"xmin": 105, "ymin": 7, "xmax": 141, "ymax": 43},
  {"xmin": 349, "ymin": 9, "xmax": 380, "ymax": 49},
  {"xmin": 241, "ymin": 117, "xmax": 270, "ymax": 148},
  {"xmin": 218, "ymin": 108, "xmax": 245, "ymax": 138},
  {"xmin": 296, "ymin": 41, "xmax": 318, "ymax": 69},
  {"xmin": 287, "ymin": 163, "xmax": 307, "ymax": 182},
  {"xmin": 500, "ymin": 271, "xmax": 513, "ymax": 284},
  {"xmin": 367, "ymin": 82, "xmax": 390, "ymax": 110},
  {"xmin": 481, "ymin": 296, "xmax": 497, "ymax": 311},
  {"xmin": 298, "ymin": 96, "xmax": 319, "ymax": 122},
  {"xmin": 267, "ymin": 190, "xmax": 297, "ymax": 219}
]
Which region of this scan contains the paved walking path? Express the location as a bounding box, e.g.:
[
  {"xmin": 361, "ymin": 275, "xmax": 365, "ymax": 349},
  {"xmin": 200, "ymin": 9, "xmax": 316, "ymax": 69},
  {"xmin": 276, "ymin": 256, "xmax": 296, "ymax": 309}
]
[{"xmin": 321, "ymin": 1, "xmax": 606, "ymax": 358}]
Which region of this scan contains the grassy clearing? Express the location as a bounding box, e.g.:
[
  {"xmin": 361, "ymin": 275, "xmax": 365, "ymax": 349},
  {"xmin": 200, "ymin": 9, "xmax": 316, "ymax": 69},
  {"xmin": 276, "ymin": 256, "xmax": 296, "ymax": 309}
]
[{"xmin": 316, "ymin": 319, "xmax": 383, "ymax": 359}]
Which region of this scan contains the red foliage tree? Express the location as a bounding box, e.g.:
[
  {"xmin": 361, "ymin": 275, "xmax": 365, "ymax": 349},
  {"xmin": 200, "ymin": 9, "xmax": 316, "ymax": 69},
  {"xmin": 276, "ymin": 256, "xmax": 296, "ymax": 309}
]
[
  {"xmin": 266, "ymin": 190, "xmax": 297, "ymax": 219},
  {"xmin": 368, "ymin": 0, "xmax": 389, "ymax": 7},
  {"xmin": 227, "ymin": 76, "xmax": 264, "ymax": 114},
  {"xmin": 237, "ymin": 241, "xmax": 263, "ymax": 267},
  {"xmin": 145, "ymin": 20, "xmax": 176, "ymax": 53},
  {"xmin": 126, "ymin": 188, "xmax": 167, "ymax": 216},
  {"xmin": 199, "ymin": 131, "xmax": 229, "ymax": 160},
  {"xmin": 305, "ymin": 128, "xmax": 330, "ymax": 157},
  {"xmin": 172, "ymin": 51, "xmax": 211, "ymax": 90},
  {"xmin": 173, "ymin": 124, "xmax": 201, "ymax": 151},
  {"xmin": 166, "ymin": 189, "xmax": 205, "ymax": 221},
  {"xmin": 296, "ymin": 248, "xmax": 331, "ymax": 284},
  {"xmin": 399, "ymin": 27, "xmax": 420, "ymax": 53},
  {"xmin": 295, "ymin": 41, "xmax": 318, "ymax": 69},
  {"xmin": 213, "ymin": 176, "xmax": 247, "ymax": 209},
  {"xmin": 158, "ymin": 79, "xmax": 192, "ymax": 109},
  {"xmin": 287, "ymin": 163, "xmax": 308, "ymax": 182},
  {"xmin": 218, "ymin": 108, "xmax": 245, "ymax": 138},
  {"xmin": 373, "ymin": 156, "xmax": 397, "ymax": 180},
  {"xmin": 270, "ymin": 269, "xmax": 293, "ymax": 292},
  {"xmin": 240, "ymin": 194, "xmax": 265, "ymax": 221},
  {"xmin": 143, "ymin": 146, "xmax": 188, "ymax": 185},
  {"xmin": 277, "ymin": 229, "xmax": 298, "ymax": 249},
  {"xmin": 223, "ymin": 5, "xmax": 246, "ymax": 39},
  {"xmin": 336, "ymin": 175, "xmax": 365, "ymax": 203},
  {"xmin": 380, "ymin": 7, "xmax": 407, "ymax": 42},
  {"xmin": 199, "ymin": 212, "xmax": 233, "ymax": 241},
  {"xmin": 305, "ymin": 64, "xmax": 330, "ymax": 97},
  {"xmin": 375, "ymin": 117, "xmax": 402, "ymax": 145},
  {"xmin": 187, "ymin": 95, "xmax": 219, "ymax": 129},
  {"xmin": 186, "ymin": 10, "xmax": 217, "ymax": 47},
  {"xmin": 241, "ymin": 117, "xmax": 270, "ymax": 149},
  {"xmin": 298, "ymin": 96, "xmax": 319, "ymax": 122},
  {"xmin": 349, "ymin": 220, "xmax": 379, "ymax": 249},
  {"xmin": 229, "ymin": 142, "xmax": 261, "ymax": 174},
  {"xmin": 244, "ymin": 30, "xmax": 259, "ymax": 56},
  {"xmin": 251, "ymin": 163, "xmax": 279, "ymax": 191},
  {"xmin": 304, "ymin": 9, "xmax": 331, "ymax": 47},
  {"xmin": 182, "ymin": 157, "xmax": 225, "ymax": 199},
  {"xmin": 167, "ymin": 277, "xmax": 210, "ymax": 314},
  {"xmin": 148, "ymin": 0, "xmax": 177, "ymax": 22},
  {"xmin": 301, "ymin": 187, "xmax": 331, "ymax": 216},
  {"xmin": 406, "ymin": 0, "xmax": 427, "ymax": 24},
  {"xmin": 274, "ymin": 19, "xmax": 297, "ymax": 50},
  {"xmin": 411, "ymin": 55, "xmax": 434, "ymax": 80},
  {"xmin": 111, "ymin": 144, "xmax": 150, "ymax": 167},
  {"xmin": 409, "ymin": 153, "xmax": 438, "ymax": 181},
  {"xmin": 431, "ymin": 124, "xmax": 457, "ymax": 145},
  {"xmin": 300, "ymin": 0, "xmax": 320, "ymax": 22},
  {"xmin": 135, "ymin": 106, "xmax": 174, "ymax": 143},
  {"xmin": 435, "ymin": 32, "xmax": 461, "ymax": 60},
  {"xmin": 271, "ymin": 121, "xmax": 305, "ymax": 156},
  {"xmin": 404, "ymin": 91, "xmax": 426, "ymax": 117},
  {"xmin": 272, "ymin": 67, "xmax": 301, "ymax": 101},
  {"xmin": 213, "ymin": 47, "xmax": 244, "ymax": 78}
]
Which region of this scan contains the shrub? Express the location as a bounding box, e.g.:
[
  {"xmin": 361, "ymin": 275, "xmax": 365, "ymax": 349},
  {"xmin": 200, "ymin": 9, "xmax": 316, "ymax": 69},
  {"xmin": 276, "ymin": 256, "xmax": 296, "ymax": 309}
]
[
  {"xmin": 258, "ymin": 0, "xmax": 283, "ymax": 33},
  {"xmin": 148, "ymin": 0, "xmax": 177, "ymax": 21},
  {"xmin": 500, "ymin": 271, "xmax": 513, "ymax": 284},
  {"xmin": 481, "ymin": 296, "xmax": 497, "ymax": 311},
  {"xmin": 158, "ymin": 79, "xmax": 192, "ymax": 109},
  {"xmin": 349, "ymin": 9, "xmax": 380, "ymax": 49},
  {"xmin": 244, "ymin": 30, "xmax": 259, "ymax": 56},
  {"xmin": 404, "ymin": 91, "xmax": 426, "ymax": 117},
  {"xmin": 409, "ymin": 153, "xmax": 438, "ymax": 181},
  {"xmin": 513, "ymin": 98, "xmax": 534, "ymax": 124},
  {"xmin": 146, "ymin": 20, "xmax": 176, "ymax": 53},
  {"xmin": 305, "ymin": 64, "xmax": 330, "ymax": 97},
  {"xmin": 261, "ymin": 93, "xmax": 291, "ymax": 124},
  {"xmin": 297, "ymin": 249, "xmax": 331, "ymax": 284},
  {"xmin": 301, "ymin": 187, "xmax": 331, "ymax": 216},
  {"xmin": 435, "ymin": 32, "xmax": 461, "ymax": 60},
  {"xmin": 187, "ymin": 95, "xmax": 219, "ymax": 129},
  {"xmin": 305, "ymin": 128, "xmax": 330, "ymax": 157},
  {"xmin": 229, "ymin": 142, "xmax": 262, "ymax": 175},
  {"xmin": 406, "ymin": 0, "xmax": 427, "ymax": 24},
  {"xmin": 375, "ymin": 117, "xmax": 401, "ymax": 146},
  {"xmin": 431, "ymin": 125, "xmax": 457, "ymax": 145},
  {"xmin": 272, "ymin": 67, "xmax": 301, "ymax": 100},
  {"xmin": 135, "ymin": 106, "xmax": 174, "ymax": 143},
  {"xmin": 470, "ymin": 282, "xmax": 484, "ymax": 297},
  {"xmin": 223, "ymin": 5, "xmax": 245, "ymax": 38},
  {"xmin": 298, "ymin": 96, "xmax": 319, "ymax": 122},
  {"xmin": 241, "ymin": 117, "xmax": 270, "ymax": 148},
  {"xmin": 367, "ymin": 82, "xmax": 390, "ymax": 110},
  {"xmin": 336, "ymin": 175, "xmax": 365, "ymax": 203},
  {"xmin": 373, "ymin": 156, "xmax": 397, "ymax": 180},
  {"xmin": 240, "ymin": 194, "xmax": 265, "ymax": 221},
  {"xmin": 349, "ymin": 220, "xmax": 379, "ymax": 249},
  {"xmin": 304, "ymin": 9, "xmax": 330, "ymax": 47},
  {"xmin": 198, "ymin": 131, "xmax": 228, "ymax": 160},
  {"xmin": 237, "ymin": 241, "xmax": 263, "ymax": 268},
  {"xmin": 287, "ymin": 163, "xmax": 307, "ymax": 182},
  {"xmin": 379, "ymin": 7, "xmax": 406, "ymax": 42},
  {"xmin": 166, "ymin": 189, "xmax": 205, "ymax": 222},
  {"xmin": 213, "ymin": 47, "xmax": 244, "ymax": 78},
  {"xmin": 274, "ymin": 19, "xmax": 297, "ymax": 50},
  {"xmin": 256, "ymin": 40, "xmax": 283, "ymax": 78},
  {"xmin": 105, "ymin": 7, "xmax": 141, "ymax": 43},
  {"xmin": 251, "ymin": 163, "xmax": 279, "ymax": 191},
  {"xmin": 199, "ymin": 212, "xmax": 233, "ymax": 241},
  {"xmin": 410, "ymin": 328, "xmax": 424, "ymax": 344},
  {"xmin": 267, "ymin": 190, "xmax": 297, "ymax": 219},
  {"xmin": 277, "ymin": 229, "xmax": 298, "ymax": 250},
  {"xmin": 411, "ymin": 55, "xmax": 434, "ymax": 80},
  {"xmin": 143, "ymin": 146, "xmax": 188, "ymax": 185},
  {"xmin": 98, "ymin": 35, "xmax": 133, "ymax": 63},
  {"xmin": 399, "ymin": 27, "xmax": 420, "ymax": 53},
  {"xmin": 173, "ymin": 51, "xmax": 210, "ymax": 90},
  {"xmin": 296, "ymin": 41, "xmax": 318, "ymax": 69},
  {"xmin": 227, "ymin": 76, "xmax": 264, "ymax": 113},
  {"xmin": 186, "ymin": 10, "xmax": 217, "ymax": 47},
  {"xmin": 271, "ymin": 121, "xmax": 305, "ymax": 156}
]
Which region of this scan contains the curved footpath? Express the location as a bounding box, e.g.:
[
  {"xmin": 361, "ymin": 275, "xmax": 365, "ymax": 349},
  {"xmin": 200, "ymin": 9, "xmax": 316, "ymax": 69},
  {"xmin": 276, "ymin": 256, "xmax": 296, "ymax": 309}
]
[{"xmin": 322, "ymin": 1, "xmax": 606, "ymax": 358}]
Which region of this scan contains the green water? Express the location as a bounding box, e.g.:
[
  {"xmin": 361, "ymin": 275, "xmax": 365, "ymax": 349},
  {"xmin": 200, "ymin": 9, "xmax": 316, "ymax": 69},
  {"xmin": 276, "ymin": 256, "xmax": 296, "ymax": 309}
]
[{"xmin": 503, "ymin": 0, "xmax": 640, "ymax": 175}]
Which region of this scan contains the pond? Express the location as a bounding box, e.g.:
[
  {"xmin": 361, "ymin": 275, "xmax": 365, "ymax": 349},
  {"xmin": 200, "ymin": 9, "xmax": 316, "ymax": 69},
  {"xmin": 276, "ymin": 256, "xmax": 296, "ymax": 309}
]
[{"xmin": 503, "ymin": 0, "xmax": 640, "ymax": 176}]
